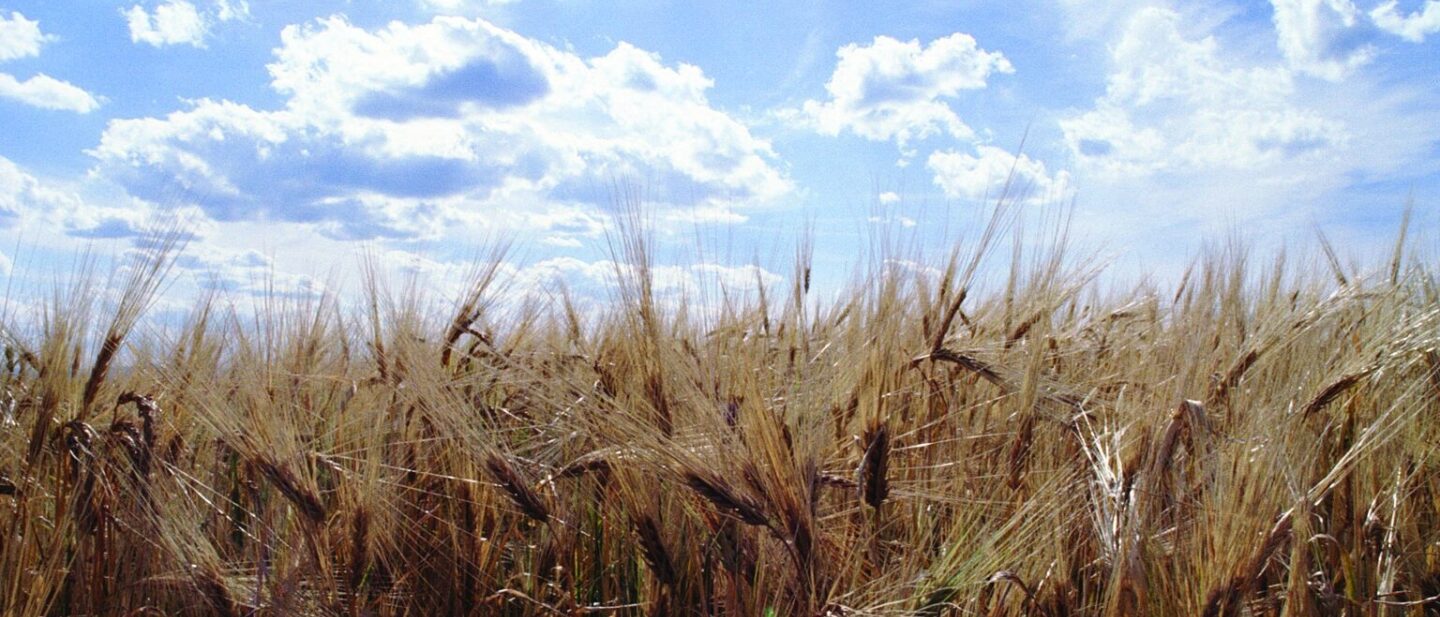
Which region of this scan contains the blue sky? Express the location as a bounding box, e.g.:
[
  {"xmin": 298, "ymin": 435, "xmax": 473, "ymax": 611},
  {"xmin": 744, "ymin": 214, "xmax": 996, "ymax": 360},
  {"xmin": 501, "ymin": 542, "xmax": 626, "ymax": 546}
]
[{"xmin": 1, "ymin": 0, "xmax": 1438, "ymax": 309}]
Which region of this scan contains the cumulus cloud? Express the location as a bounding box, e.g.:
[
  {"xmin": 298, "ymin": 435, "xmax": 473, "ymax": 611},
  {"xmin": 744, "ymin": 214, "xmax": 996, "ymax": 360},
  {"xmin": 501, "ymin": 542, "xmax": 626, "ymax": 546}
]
[
  {"xmin": 0, "ymin": 11, "xmax": 53, "ymax": 61},
  {"xmin": 92, "ymin": 16, "xmax": 789, "ymax": 243},
  {"xmin": 1266, "ymin": 0, "xmax": 1440, "ymax": 75},
  {"xmin": 125, "ymin": 0, "xmax": 248, "ymax": 48},
  {"xmin": 800, "ymin": 33, "xmax": 1013, "ymax": 150},
  {"xmin": 1049, "ymin": 3, "xmax": 1440, "ymax": 265},
  {"xmin": 0, "ymin": 72, "xmax": 100, "ymax": 112},
  {"xmin": 0, "ymin": 156, "xmax": 85, "ymax": 228},
  {"xmin": 173, "ymin": 246, "xmax": 325, "ymax": 298},
  {"xmin": 928, "ymin": 146, "xmax": 1071, "ymax": 203},
  {"xmin": 1370, "ymin": 0, "xmax": 1440, "ymax": 41},
  {"xmin": 0, "ymin": 155, "xmax": 173, "ymax": 239},
  {"xmin": 1060, "ymin": 7, "xmax": 1347, "ymax": 177},
  {"xmin": 0, "ymin": 12, "xmax": 101, "ymax": 113},
  {"xmin": 1270, "ymin": 0, "xmax": 1375, "ymax": 80},
  {"xmin": 126, "ymin": 1, "xmax": 204, "ymax": 47}
]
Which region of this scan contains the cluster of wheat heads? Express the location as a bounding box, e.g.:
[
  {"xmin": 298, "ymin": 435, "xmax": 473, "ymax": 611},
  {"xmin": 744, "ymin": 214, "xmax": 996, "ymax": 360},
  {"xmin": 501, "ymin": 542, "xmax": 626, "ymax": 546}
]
[{"xmin": 1, "ymin": 212, "xmax": 1439, "ymax": 616}]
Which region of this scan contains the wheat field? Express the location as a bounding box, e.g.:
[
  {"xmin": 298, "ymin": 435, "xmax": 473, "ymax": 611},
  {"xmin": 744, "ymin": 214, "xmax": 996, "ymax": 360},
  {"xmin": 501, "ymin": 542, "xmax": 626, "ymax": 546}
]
[{"xmin": 2, "ymin": 204, "xmax": 1438, "ymax": 616}]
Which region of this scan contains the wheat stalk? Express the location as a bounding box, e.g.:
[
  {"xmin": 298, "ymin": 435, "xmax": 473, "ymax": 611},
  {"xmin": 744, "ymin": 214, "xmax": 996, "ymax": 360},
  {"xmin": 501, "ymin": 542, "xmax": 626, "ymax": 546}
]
[
  {"xmin": 685, "ymin": 471, "xmax": 768, "ymax": 527},
  {"xmin": 485, "ymin": 452, "xmax": 551, "ymax": 523},
  {"xmin": 254, "ymin": 456, "xmax": 327, "ymax": 525},
  {"xmin": 857, "ymin": 423, "xmax": 890, "ymax": 510}
]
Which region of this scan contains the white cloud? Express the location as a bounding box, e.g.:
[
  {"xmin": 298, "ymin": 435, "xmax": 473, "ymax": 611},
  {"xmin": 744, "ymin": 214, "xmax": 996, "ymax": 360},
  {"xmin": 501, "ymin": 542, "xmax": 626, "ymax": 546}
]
[
  {"xmin": 214, "ymin": 0, "xmax": 248, "ymax": 21},
  {"xmin": 885, "ymin": 258, "xmax": 942, "ymax": 281},
  {"xmin": 347, "ymin": 250, "xmax": 785, "ymax": 317},
  {"xmin": 512, "ymin": 256, "xmax": 782, "ymax": 303},
  {"xmin": 0, "ymin": 156, "xmax": 85, "ymax": 228},
  {"xmin": 125, "ymin": 0, "xmax": 248, "ymax": 48},
  {"xmin": 800, "ymin": 33, "xmax": 1013, "ymax": 150},
  {"xmin": 92, "ymin": 16, "xmax": 790, "ymax": 243},
  {"xmin": 877, "ymin": 191, "xmax": 899, "ymax": 204},
  {"xmin": 1051, "ymin": 3, "xmax": 1440, "ymax": 269},
  {"xmin": 0, "ymin": 72, "xmax": 101, "ymax": 112},
  {"xmin": 0, "ymin": 11, "xmax": 53, "ymax": 61},
  {"xmin": 927, "ymin": 146, "xmax": 1071, "ymax": 203},
  {"xmin": 1270, "ymin": 0, "xmax": 1375, "ymax": 80},
  {"xmin": 174, "ymin": 245, "xmax": 325, "ymax": 298},
  {"xmin": 0, "ymin": 156, "xmax": 171, "ymax": 239},
  {"xmin": 126, "ymin": 1, "xmax": 206, "ymax": 47},
  {"xmin": 684, "ymin": 262, "xmax": 783, "ymax": 290},
  {"xmin": 0, "ymin": 11, "xmax": 101, "ymax": 113},
  {"xmin": 1370, "ymin": 0, "xmax": 1440, "ymax": 42},
  {"xmin": 1060, "ymin": 7, "xmax": 1348, "ymax": 177}
]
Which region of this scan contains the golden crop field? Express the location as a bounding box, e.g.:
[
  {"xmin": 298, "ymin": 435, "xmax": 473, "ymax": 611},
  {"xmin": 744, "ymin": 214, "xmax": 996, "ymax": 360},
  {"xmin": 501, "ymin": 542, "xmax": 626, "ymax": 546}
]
[{"xmin": 2, "ymin": 206, "xmax": 1438, "ymax": 616}]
